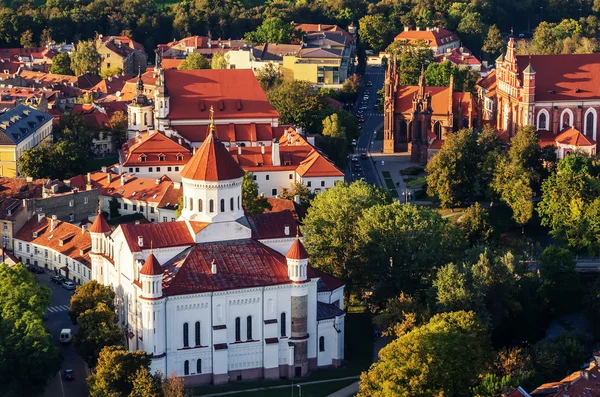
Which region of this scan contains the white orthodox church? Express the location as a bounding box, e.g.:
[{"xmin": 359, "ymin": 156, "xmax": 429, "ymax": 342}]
[{"xmin": 88, "ymin": 114, "xmax": 345, "ymax": 385}]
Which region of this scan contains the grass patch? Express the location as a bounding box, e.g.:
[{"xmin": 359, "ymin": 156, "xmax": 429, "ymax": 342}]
[
  {"xmin": 107, "ymin": 213, "xmax": 145, "ymax": 225},
  {"xmin": 192, "ymin": 313, "xmax": 373, "ymax": 396},
  {"xmin": 390, "ymin": 190, "xmax": 399, "ymax": 198},
  {"xmin": 400, "ymin": 166, "xmax": 425, "ymax": 176},
  {"xmin": 383, "ymin": 178, "xmax": 395, "ymax": 190},
  {"xmin": 85, "ymin": 157, "xmax": 118, "ymax": 173},
  {"xmin": 381, "ymin": 171, "xmax": 391, "ymax": 178},
  {"xmin": 406, "ymin": 177, "xmax": 426, "ymax": 188}
]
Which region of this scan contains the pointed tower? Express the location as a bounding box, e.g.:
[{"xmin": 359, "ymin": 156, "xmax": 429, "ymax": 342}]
[
  {"xmin": 89, "ymin": 213, "xmax": 111, "ymax": 282},
  {"xmin": 127, "ymin": 67, "xmax": 154, "ymax": 138},
  {"xmin": 286, "ymin": 234, "xmax": 309, "ymax": 377},
  {"xmin": 153, "ymin": 50, "xmax": 170, "ymax": 131},
  {"xmin": 179, "ymin": 107, "xmax": 245, "ymax": 223},
  {"xmin": 138, "ymin": 252, "xmax": 166, "ymax": 374},
  {"xmin": 383, "ymin": 57, "xmax": 397, "ymax": 154}
]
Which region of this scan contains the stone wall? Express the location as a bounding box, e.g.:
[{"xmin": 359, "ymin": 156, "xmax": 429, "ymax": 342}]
[{"xmin": 35, "ymin": 190, "xmax": 98, "ymax": 223}]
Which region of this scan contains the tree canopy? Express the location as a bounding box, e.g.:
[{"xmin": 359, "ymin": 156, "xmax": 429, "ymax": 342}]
[
  {"xmin": 177, "ymin": 53, "xmax": 210, "ymax": 70},
  {"xmin": 244, "ymin": 17, "xmax": 297, "ymax": 45},
  {"xmin": 49, "ymin": 52, "xmax": 74, "ymax": 75},
  {"xmin": 242, "ymin": 171, "xmax": 272, "ymax": 215},
  {"xmin": 88, "ymin": 346, "xmax": 152, "ymax": 397},
  {"xmin": 69, "ymin": 280, "xmax": 116, "ymax": 324},
  {"xmin": 74, "ymin": 302, "xmax": 123, "ymax": 367},
  {"xmin": 70, "ymin": 39, "xmax": 102, "ymax": 76},
  {"xmin": 211, "ymin": 52, "xmax": 229, "ymax": 69}
]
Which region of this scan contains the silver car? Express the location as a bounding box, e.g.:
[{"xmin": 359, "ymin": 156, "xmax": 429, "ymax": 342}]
[{"xmin": 62, "ymin": 281, "xmax": 76, "ymax": 290}]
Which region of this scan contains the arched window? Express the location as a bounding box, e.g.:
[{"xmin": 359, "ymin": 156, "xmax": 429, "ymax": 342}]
[
  {"xmin": 585, "ymin": 108, "xmax": 597, "ymax": 140},
  {"xmin": 560, "ymin": 109, "xmax": 574, "ymax": 129},
  {"xmin": 537, "ymin": 110, "xmax": 549, "ymax": 130},
  {"xmin": 189, "ymin": 197, "xmax": 193, "ymax": 211},
  {"xmin": 280, "ymin": 313, "xmax": 286, "ymax": 337},
  {"xmin": 434, "ymin": 121, "xmax": 442, "ymax": 140},
  {"xmin": 235, "ymin": 317, "xmax": 241, "ymax": 341},
  {"xmin": 198, "ymin": 199, "xmax": 203, "ymax": 212},
  {"xmin": 183, "ymin": 323, "xmax": 189, "ymax": 347},
  {"xmin": 246, "ymin": 316, "xmax": 253, "ymax": 340},
  {"xmin": 230, "ymin": 197, "xmax": 234, "ymax": 211},
  {"xmin": 184, "ymin": 360, "xmax": 189, "ymax": 375},
  {"xmin": 209, "ymin": 200, "xmax": 214, "ymax": 213},
  {"xmin": 196, "ymin": 359, "xmax": 202, "ymax": 374},
  {"xmin": 133, "ymin": 113, "xmax": 137, "ymax": 126},
  {"xmin": 220, "ymin": 199, "xmax": 225, "ymax": 213},
  {"xmin": 319, "ymin": 336, "xmax": 325, "ymax": 352},
  {"xmin": 144, "ymin": 112, "xmax": 148, "ymax": 126},
  {"xmin": 195, "ymin": 321, "xmax": 201, "ymax": 346}
]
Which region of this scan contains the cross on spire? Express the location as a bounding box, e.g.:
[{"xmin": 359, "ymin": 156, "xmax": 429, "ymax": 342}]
[{"xmin": 208, "ymin": 105, "xmax": 215, "ymax": 135}]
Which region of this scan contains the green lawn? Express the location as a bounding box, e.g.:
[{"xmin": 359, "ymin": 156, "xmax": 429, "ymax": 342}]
[
  {"xmin": 192, "ymin": 313, "xmax": 373, "ymax": 396},
  {"xmin": 381, "ymin": 171, "xmax": 391, "ymax": 178},
  {"xmin": 406, "ymin": 177, "xmax": 426, "ymax": 188},
  {"xmin": 239, "ymin": 378, "xmax": 357, "ymax": 397},
  {"xmin": 85, "ymin": 157, "xmax": 118, "ymax": 173}
]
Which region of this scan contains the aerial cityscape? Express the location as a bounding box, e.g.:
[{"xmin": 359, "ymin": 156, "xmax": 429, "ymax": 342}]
[{"xmin": 1, "ymin": 1, "xmax": 600, "ymax": 396}]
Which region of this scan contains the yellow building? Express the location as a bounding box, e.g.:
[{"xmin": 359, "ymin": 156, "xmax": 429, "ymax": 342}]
[{"xmin": 0, "ymin": 105, "xmax": 53, "ymax": 177}]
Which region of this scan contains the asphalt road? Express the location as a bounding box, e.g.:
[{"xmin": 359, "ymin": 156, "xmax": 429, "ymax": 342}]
[
  {"xmin": 35, "ymin": 270, "xmax": 88, "ymax": 397},
  {"xmin": 348, "ymin": 65, "xmax": 385, "ymax": 187}
]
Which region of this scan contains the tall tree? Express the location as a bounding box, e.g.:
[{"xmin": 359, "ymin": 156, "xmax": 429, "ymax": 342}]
[
  {"xmin": 49, "ymin": 52, "xmax": 74, "ymax": 75},
  {"xmin": 242, "ymin": 171, "xmax": 272, "ymax": 214},
  {"xmin": 0, "ymin": 264, "xmax": 60, "ymax": 396},
  {"xmin": 358, "ymin": 311, "xmax": 492, "ymax": 397},
  {"xmin": 255, "ymin": 62, "xmax": 281, "ymax": 91},
  {"xmin": 177, "ymin": 53, "xmax": 210, "ymax": 70},
  {"xmin": 339, "ymin": 73, "xmax": 360, "ymax": 103},
  {"xmin": 459, "ymin": 203, "xmax": 493, "ymax": 245},
  {"xmin": 266, "ymin": 80, "xmax": 327, "ymax": 133},
  {"xmin": 68, "ymin": 280, "xmax": 116, "ymax": 324},
  {"xmin": 244, "ymin": 17, "xmax": 296, "ymax": 44},
  {"xmin": 87, "ymin": 346, "xmax": 152, "ymax": 397},
  {"xmin": 386, "ymin": 40, "xmax": 435, "ymax": 86},
  {"xmin": 74, "ymin": 302, "xmax": 123, "ymax": 367},
  {"xmin": 162, "ymin": 373, "xmax": 189, "ymax": 397},
  {"xmin": 70, "ymin": 39, "xmax": 102, "ymax": 76},
  {"xmin": 322, "ymin": 113, "xmax": 346, "ymax": 139},
  {"xmin": 358, "ymin": 14, "xmax": 393, "ymax": 52},
  {"xmin": 129, "ymin": 368, "xmax": 162, "ymax": 397},
  {"xmin": 536, "ymin": 245, "xmax": 581, "ymax": 317},
  {"xmin": 482, "ymin": 25, "xmax": 504, "ymax": 59},
  {"xmin": 211, "ymin": 51, "xmax": 229, "ymax": 69},
  {"xmin": 279, "ymin": 181, "xmax": 314, "ymax": 206}
]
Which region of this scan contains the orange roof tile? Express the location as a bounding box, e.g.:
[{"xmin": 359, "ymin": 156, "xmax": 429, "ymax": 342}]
[
  {"xmin": 395, "ymin": 86, "xmax": 477, "ymax": 117},
  {"xmin": 119, "ymin": 222, "xmax": 194, "ymax": 252},
  {"xmin": 555, "ymin": 126, "xmax": 596, "ymax": 147},
  {"xmin": 286, "ymin": 237, "xmax": 308, "ymax": 260},
  {"xmin": 173, "ymin": 124, "xmax": 285, "ymax": 143},
  {"xmin": 180, "ymin": 128, "xmax": 244, "ymax": 181},
  {"xmin": 121, "ymin": 131, "xmax": 192, "ymax": 167},
  {"xmin": 394, "ymin": 28, "xmax": 459, "ymax": 47},
  {"xmin": 294, "ymin": 23, "xmax": 354, "ymax": 43},
  {"xmin": 89, "ymin": 214, "xmax": 111, "ymax": 234},
  {"xmin": 88, "ymin": 74, "xmax": 132, "ymax": 95},
  {"xmin": 140, "ymin": 253, "xmax": 163, "ymax": 275}
]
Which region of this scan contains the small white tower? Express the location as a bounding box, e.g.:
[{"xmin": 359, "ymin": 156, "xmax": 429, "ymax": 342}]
[
  {"xmin": 153, "ymin": 51, "xmax": 170, "ymax": 131},
  {"xmin": 285, "ymin": 234, "xmax": 308, "ymax": 282},
  {"xmin": 139, "ymin": 252, "xmax": 163, "ymax": 299},
  {"xmin": 179, "ymin": 106, "xmax": 245, "ymax": 223},
  {"xmin": 89, "ymin": 213, "xmax": 111, "ymax": 282},
  {"xmin": 127, "ymin": 67, "xmax": 154, "ymax": 138}
]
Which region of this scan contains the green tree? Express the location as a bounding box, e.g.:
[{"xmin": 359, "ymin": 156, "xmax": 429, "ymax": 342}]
[
  {"xmin": 129, "ymin": 367, "xmax": 162, "ymax": 397},
  {"xmin": 69, "ymin": 280, "xmax": 116, "ymax": 324},
  {"xmin": 373, "ymin": 293, "xmax": 430, "ymax": 339},
  {"xmin": 211, "ymin": 51, "xmax": 229, "ymax": 69},
  {"xmin": 266, "ymin": 80, "xmax": 327, "ymax": 133},
  {"xmin": 109, "ymin": 111, "xmax": 128, "ymax": 149},
  {"xmin": 244, "ymin": 17, "xmax": 296, "ymax": 44},
  {"xmin": 459, "ymin": 203, "xmax": 493, "ymax": 245},
  {"xmin": 322, "ymin": 113, "xmax": 346, "ymax": 139},
  {"xmin": 162, "ymin": 373, "xmax": 189, "ymax": 397},
  {"xmin": 100, "ymin": 66, "xmax": 124, "ymax": 79},
  {"xmin": 109, "ymin": 197, "xmax": 120, "ymax": 219},
  {"xmin": 532, "ymin": 333, "xmax": 591, "ymax": 384},
  {"xmin": 177, "ymin": 52, "xmax": 210, "ymax": 70},
  {"xmin": 424, "ymin": 59, "xmax": 454, "ymax": 87},
  {"xmin": 358, "ymin": 311, "xmax": 491, "ymax": 397},
  {"xmin": 255, "ymin": 62, "xmax": 281, "ymax": 91},
  {"xmin": 87, "ymin": 346, "xmax": 152, "ymax": 397},
  {"xmin": 338, "ymin": 73, "xmax": 360, "ymax": 104},
  {"xmin": 537, "ymin": 245, "xmax": 581, "ymax": 317},
  {"xmin": 50, "ymin": 52, "xmax": 74, "ymax": 75},
  {"xmin": 386, "ymin": 40, "xmax": 435, "ymax": 85},
  {"xmin": 279, "ymin": 181, "xmax": 314, "ymax": 206},
  {"xmin": 70, "ymin": 39, "xmax": 102, "ymax": 76},
  {"xmin": 426, "ymin": 129, "xmax": 480, "ymax": 208},
  {"xmin": 482, "ymin": 25, "xmax": 504, "ymax": 59},
  {"xmin": 302, "ymin": 181, "xmax": 389, "ymax": 294},
  {"xmin": 242, "ymin": 171, "xmax": 272, "ymax": 214},
  {"xmin": 358, "ymin": 14, "xmax": 392, "ymax": 52},
  {"xmin": 74, "ymin": 302, "xmax": 123, "ymax": 367},
  {"xmin": 20, "ymin": 29, "xmax": 34, "ymax": 47},
  {"xmin": 0, "ymin": 263, "xmax": 60, "ymax": 396}
]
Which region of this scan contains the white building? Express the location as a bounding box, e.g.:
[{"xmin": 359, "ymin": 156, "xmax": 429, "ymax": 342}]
[
  {"xmin": 90, "ymin": 121, "xmax": 345, "ymax": 385},
  {"xmin": 226, "ymin": 44, "xmax": 301, "ymax": 72}
]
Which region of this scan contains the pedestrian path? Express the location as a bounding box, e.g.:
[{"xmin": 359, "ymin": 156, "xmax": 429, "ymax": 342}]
[{"xmin": 47, "ymin": 304, "xmax": 69, "ymax": 313}]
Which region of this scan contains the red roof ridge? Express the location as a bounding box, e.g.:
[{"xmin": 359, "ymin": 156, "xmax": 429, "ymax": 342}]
[
  {"xmin": 555, "ymin": 126, "xmax": 596, "ymax": 146},
  {"xmin": 89, "ymin": 213, "xmax": 111, "ymax": 234},
  {"xmin": 140, "ymin": 253, "xmax": 163, "ymax": 275},
  {"xmin": 286, "ymin": 236, "xmax": 309, "ymax": 260}
]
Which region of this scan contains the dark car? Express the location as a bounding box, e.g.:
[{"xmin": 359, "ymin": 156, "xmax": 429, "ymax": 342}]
[
  {"xmin": 63, "ymin": 369, "xmax": 74, "ymax": 381},
  {"xmin": 361, "ymin": 153, "xmax": 368, "ymax": 159},
  {"xmin": 353, "ymin": 164, "xmax": 361, "ymax": 172},
  {"xmin": 51, "ymin": 275, "xmax": 65, "ymax": 284},
  {"xmin": 29, "ymin": 265, "xmax": 44, "ymax": 274}
]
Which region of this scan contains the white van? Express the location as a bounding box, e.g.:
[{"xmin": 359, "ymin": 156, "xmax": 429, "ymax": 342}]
[{"xmin": 59, "ymin": 328, "xmax": 72, "ymax": 344}]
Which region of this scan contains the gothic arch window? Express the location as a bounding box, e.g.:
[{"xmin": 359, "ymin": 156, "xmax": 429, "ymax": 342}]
[
  {"xmin": 184, "ymin": 360, "xmax": 189, "ymax": 375},
  {"xmin": 247, "ymin": 316, "xmax": 253, "ymax": 340},
  {"xmin": 560, "ymin": 109, "xmax": 574, "ymax": 129},
  {"xmin": 196, "ymin": 359, "xmax": 202, "ymax": 374},
  {"xmin": 281, "ymin": 313, "xmax": 286, "ymax": 337},
  {"xmin": 183, "ymin": 322, "xmax": 189, "ymax": 347},
  {"xmin": 209, "ymin": 200, "xmax": 214, "ymax": 213},
  {"xmin": 220, "ymin": 199, "xmax": 225, "ymax": 213},
  {"xmin": 198, "ymin": 199, "xmax": 203, "ymax": 212},
  {"xmin": 235, "ymin": 317, "xmax": 241, "ymax": 341},
  {"xmin": 230, "ymin": 197, "xmax": 234, "ymax": 211},
  {"xmin": 434, "ymin": 122, "xmax": 442, "ymax": 140},
  {"xmin": 188, "ymin": 197, "xmax": 193, "ymax": 211},
  {"xmin": 585, "ymin": 108, "xmax": 597, "ymax": 140},
  {"xmin": 195, "ymin": 321, "xmax": 201, "ymax": 346},
  {"xmin": 144, "ymin": 112, "xmax": 148, "ymax": 126},
  {"xmin": 537, "ymin": 110, "xmax": 549, "ymax": 130},
  {"xmin": 319, "ymin": 336, "xmax": 325, "ymax": 352}
]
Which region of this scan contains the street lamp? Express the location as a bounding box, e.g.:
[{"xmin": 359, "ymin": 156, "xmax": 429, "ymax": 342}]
[
  {"xmin": 297, "ymin": 384, "xmax": 302, "ymax": 397},
  {"xmin": 401, "ymin": 189, "xmax": 412, "ymax": 203}
]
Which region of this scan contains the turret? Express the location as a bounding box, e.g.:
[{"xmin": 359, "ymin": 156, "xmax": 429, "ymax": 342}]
[
  {"xmin": 522, "ymin": 63, "xmax": 536, "ymax": 102},
  {"xmin": 127, "ymin": 67, "xmax": 153, "ymax": 136},
  {"xmin": 139, "ymin": 253, "xmax": 163, "ymax": 299},
  {"xmin": 153, "ymin": 52, "xmax": 170, "ymax": 130},
  {"xmin": 89, "ymin": 213, "xmax": 110, "ymax": 254},
  {"xmin": 286, "ymin": 235, "xmax": 308, "ymax": 282}
]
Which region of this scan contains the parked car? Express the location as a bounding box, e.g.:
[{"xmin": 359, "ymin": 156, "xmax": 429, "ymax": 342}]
[
  {"xmin": 366, "ymin": 81, "xmax": 373, "ymax": 86},
  {"xmin": 62, "ymin": 281, "xmax": 76, "ymax": 290},
  {"xmin": 353, "ymin": 164, "xmax": 361, "ymax": 172},
  {"xmin": 352, "ymin": 139, "xmax": 357, "ymax": 146},
  {"xmin": 59, "ymin": 328, "xmax": 72, "ymax": 344},
  {"xmin": 63, "ymin": 369, "xmax": 75, "ymax": 381},
  {"xmin": 29, "ymin": 265, "xmax": 44, "ymax": 274},
  {"xmin": 351, "ymin": 156, "xmax": 358, "ymax": 162},
  {"xmin": 361, "ymin": 153, "xmax": 368, "ymax": 159},
  {"xmin": 51, "ymin": 275, "xmax": 65, "ymax": 284}
]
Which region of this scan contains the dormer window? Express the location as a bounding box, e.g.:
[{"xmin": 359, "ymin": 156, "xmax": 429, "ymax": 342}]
[
  {"xmin": 176, "ymin": 153, "xmax": 184, "ymax": 161},
  {"xmin": 158, "ymin": 154, "xmax": 166, "ymax": 161},
  {"xmin": 139, "ymin": 154, "xmax": 147, "ymax": 162}
]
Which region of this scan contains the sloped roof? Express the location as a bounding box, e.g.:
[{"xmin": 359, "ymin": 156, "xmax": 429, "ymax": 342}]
[
  {"xmin": 247, "ymin": 210, "xmax": 300, "ymax": 240},
  {"xmin": 294, "ymin": 23, "xmax": 354, "ymax": 43},
  {"xmin": 121, "ymin": 130, "xmax": 192, "ymax": 167},
  {"xmin": 180, "ymin": 128, "xmax": 244, "ymax": 181},
  {"xmin": 88, "ymin": 74, "xmax": 132, "ymax": 95},
  {"xmin": 394, "ymin": 28, "xmax": 459, "ymax": 47},
  {"xmin": 555, "ymin": 126, "xmax": 596, "ymax": 147},
  {"xmin": 286, "ymin": 237, "xmax": 308, "ymax": 260},
  {"xmin": 89, "ymin": 214, "xmax": 111, "ymax": 234},
  {"xmin": 174, "ymin": 124, "xmax": 285, "ymax": 144},
  {"xmin": 140, "ymin": 253, "xmax": 163, "ymax": 275},
  {"xmin": 317, "ymin": 301, "xmax": 345, "ymax": 320},
  {"xmin": 0, "ymin": 105, "xmax": 53, "ymax": 145},
  {"xmin": 395, "ymin": 86, "xmax": 477, "ymax": 117},
  {"xmin": 119, "ymin": 221, "xmax": 194, "ymax": 252}
]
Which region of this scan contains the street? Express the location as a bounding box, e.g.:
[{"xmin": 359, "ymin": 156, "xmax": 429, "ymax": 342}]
[
  {"xmin": 35, "ymin": 270, "xmax": 88, "ymax": 397},
  {"xmin": 348, "ymin": 65, "xmax": 385, "ymax": 187}
]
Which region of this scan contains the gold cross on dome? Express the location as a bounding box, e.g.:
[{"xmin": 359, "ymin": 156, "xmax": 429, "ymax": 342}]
[{"xmin": 209, "ymin": 105, "xmax": 215, "ymax": 134}]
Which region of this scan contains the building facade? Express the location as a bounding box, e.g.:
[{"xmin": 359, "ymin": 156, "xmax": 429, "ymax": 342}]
[
  {"xmin": 394, "ymin": 27, "xmax": 461, "ymax": 55},
  {"xmin": 96, "ymin": 36, "xmax": 148, "ymax": 77},
  {"xmin": 90, "ymin": 119, "xmax": 345, "ymax": 386}
]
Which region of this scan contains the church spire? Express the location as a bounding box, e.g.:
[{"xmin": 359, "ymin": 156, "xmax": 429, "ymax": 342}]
[
  {"xmin": 418, "ymin": 65, "xmax": 425, "ymax": 97},
  {"xmin": 136, "ymin": 66, "xmax": 144, "ymax": 95}
]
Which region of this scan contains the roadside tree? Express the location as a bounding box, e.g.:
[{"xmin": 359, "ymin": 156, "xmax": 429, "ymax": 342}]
[
  {"xmin": 74, "ymin": 302, "xmax": 123, "ymax": 367},
  {"xmin": 69, "ymin": 280, "xmax": 116, "ymax": 324}
]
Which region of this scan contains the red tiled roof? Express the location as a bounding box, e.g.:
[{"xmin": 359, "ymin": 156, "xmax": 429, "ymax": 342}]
[
  {"xmin": 247, "ymin": 210, "xmax": 300, "ymax": 240},
  {"xmin": 88, "ymin": 74, "xmax": 132, "ymax": 95},
  {"xmin": 15, "ymin": 216, "xmax": 92, "ymax": 266},
  {"xmin": 505, "ymin": 387, "xmax": 530, "ymax": 397},
  {"xmin": 180, "ymin": 129, "xmax": 244, "ymax": 181},
  {"xmin": 161, "ymin": 58, "xmax": 182, "ymax": 69},
  {"xmin": 140, "ymin": 253, "xmax": 163, "ymax": 275},
  {"xmin": 394, "ymin": 28, "xmax": 459, "ymax": 47},
  {"xmin": 429, "ymin": 139, "xmax": 444, "ymax": 149},
  {"xmin": 121, "ymin": 131, "xmax": 192, "ymax": 167},
  {"xmin": 516, "ymin": 54, "xmax": 600, "ymax": 101},
  {"xmin": 173, "ymin": 124, "xmax": 285, "ymax": 143},
  {"xmin": 89, "ymin": 214, "xmax": 111, "ymax": 234},
  {"xmin": 294, "ymin": 23, "xmax": 353, "ymax": 43},
  {"xmin": 478, "ymin": 70, "xmax": 496, "ymax": 91},
  {"xmin": 555, "ymin": 126, "xmax": 596, "ymax": 147},
  {"xmin": 119, "ymin": 222, "xmax": 194, "ymax": 252},
  {"xmin": 435, "ymin": 47, "xmax": 481, "ymax": 67},
  {"xmin": 19, "ymin": 70, "xmax": 79, "ymax": 87},
  {"xmin": 162, "ymin": 239, "xmax": 291, "ymax": 295},
  {"xmin": 395, "ymin": 86, "xmax": 477, "ymax": 117},
  {"xmin": 266, "ymin": 198, "xmax": 307, "ymax": 221},
  {"xmin": 310, "ymin": 267, "xmax": 345, "ymax": 292},
  {"xmin": 70, "ymin": 104, "xmax": 110, "ymax": 130},
  {"xmin": 0, "ymin": 178, "xmax": 45, "ymax": 199},
  {"xmin": 286, "ymin": 237, "xmax": 308, "ymax": 260}
]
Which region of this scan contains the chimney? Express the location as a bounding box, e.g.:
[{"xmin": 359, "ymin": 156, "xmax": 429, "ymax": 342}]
[
  {"xmin": 238, "ymin": 146, "xmax": 242, "ymax": 155},
  {"xmin": 101, "ymin": 166, "xmax": 107, "ymax": 173},
  {"xmin": 260, "ymin": 144, "xmax": 265, "ymax": 155},
  {"xmin": 318, "ymin": 24, "xmax": 322, "ymax": 31},
  {"xmin": 155, "ymin": 178, "xmax": 160, "ymax": 185},
  {"xmin": 107, "ymin": 173, "xmax": 112, "ymax": 184},
  {"xmin": 121, "ymin": 174, "xmax": 126, "ymax": 186},
  {"xmin": 211, "ymin": 259, "xmax": 217, "ymax": 274},
  {"xmin": 284, "ymin": 225, "xmax": 290, "ymax": 236},
  {"xmin": 50, "ymin": 215, "xmax": 57, "ymax": 231},
  {"xmin": 416, "ymin": 27, "xmax": 420, "ymax": 31},
  {"xmin": 37, "ymin": 213, "xmax": 45, "ymax": 222},
  {"xmin": 81, "ymin": 224, "xmax": 88, "ymax": 234},
  {"xmin": 138, "ymin": 236, "xmax": 144, "ymax": 247},
  {"xmin": 404, "ymin": 26, "xmax": 409, "ymax": 32},
  {"xmin": 86, "ymin": 172, "xmax": 92, "ymax": 190},
  {"xmin": 173, "ymin": 182, "xmax": 181, "ymax": 189},
  {"xmin": 272, "ymin": 138, "xmax": 280, "ymax": 166},
  {"xmin": 178, "ymin": 137, "xmax": 182, "ymax": 145}
]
